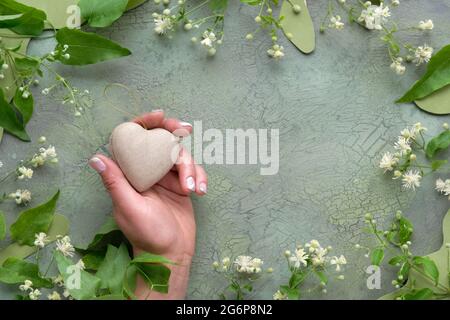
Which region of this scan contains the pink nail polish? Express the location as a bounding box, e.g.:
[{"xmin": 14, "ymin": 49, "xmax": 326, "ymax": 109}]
[
  {"xmin": 180, "ymin": 121, "xmax": 192, "ymax": 127},
  {"xmin": 89, "ymin": 157, "xmax": 106, "ymax": 173}
]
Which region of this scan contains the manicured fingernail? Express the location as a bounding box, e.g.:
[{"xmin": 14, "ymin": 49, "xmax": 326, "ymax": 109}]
[
  {"xmin": 186, "ymin": 176, "xmax": 195, "ymax": 191},
  {"xmin": 152, "ymin": 109, "xmax": 163, "ymax": 112},
  {"xmin": 199, "ymin": 183, "xmax": 207, "ymax": 194},
  {"xmin": 89, "ymin": 157, "xmax": 106, "ymax": 173},
  {"xmin": 180, "ymin": 121, "xmax": 192, "ymax": 127}
]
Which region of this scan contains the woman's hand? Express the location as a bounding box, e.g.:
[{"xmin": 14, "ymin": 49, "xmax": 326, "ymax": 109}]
[{"xmin": 88, "ymin": 110, "xmax": 207, "ymax": 299}]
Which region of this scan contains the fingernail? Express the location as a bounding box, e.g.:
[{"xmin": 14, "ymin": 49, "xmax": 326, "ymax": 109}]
[
  {"xmin": 180, "ymin": 121, "xmax": 192, "ymax": 127},
  {"xmin": 199, "ymin": 183, "xmax": 207, "ymax": 194},
  {"xmin": 186, "ymin": 176, "xmax": 195, "ymax": 191},
  {"xmin": 89, "ymin": 157, "xmax": 106, "ymax": 173},
  {"xmin": 152, "ymin": 109, "xmax": 163, "ymax": 112}
]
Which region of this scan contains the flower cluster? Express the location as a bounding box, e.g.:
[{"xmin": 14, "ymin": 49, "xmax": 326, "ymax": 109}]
[
  {"xmin": 275, "ymin": 240, "xmax": 346, "ymax": 300},
  {"xmin": 34, "ymin": 232, "xmax": 50, "ymax": 248},
  {"xmin": 234, "ymin": 255, "xmax": 264, "ymax": 274},
  {"xmin": 8, "ymin": 189, "xmax": 32, "ymax": 205},
  {"xmin": 55, "ymin": 235, "xmax": 75, "ymax": 257},
  {"xmin": 151, "ymin": 0, "xmax": 225, "ymax": 57},
  {"xmin": 435, "ymin": 178, "xmax": 450, "ymax": 199},
  {"xmin": 19, "ymin": 280, "xmax": 41, "ymax": 300},
  {"xmin": 30, "ymin": 146, "xmax": 58, "ymax": 167},
  {"xmin": 379, "ymin": 123, "xmax": 427, "ymax": 190},
  {"xmin": 322, "ymin": 0, "xmax": 435, "ymax": 75},
  {"xmin": 213, "ymin": 254, "xmax": 271, "ymax": 299}
]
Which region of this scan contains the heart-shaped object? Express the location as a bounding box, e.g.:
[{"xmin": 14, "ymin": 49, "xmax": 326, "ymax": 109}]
[{"xmin": 109, "ymin": 122, "xmax": 181, "ymax": 192}]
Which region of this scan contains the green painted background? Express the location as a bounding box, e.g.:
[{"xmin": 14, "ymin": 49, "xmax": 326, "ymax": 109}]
[{"xmin": 1, "ymin": 1, "xmax": 450, "ymax": 299}]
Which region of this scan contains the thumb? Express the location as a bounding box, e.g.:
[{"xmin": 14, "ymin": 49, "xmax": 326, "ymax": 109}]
[{"xmin": 88, "ymin": 154, "xmax": 142, "ymax": 211}]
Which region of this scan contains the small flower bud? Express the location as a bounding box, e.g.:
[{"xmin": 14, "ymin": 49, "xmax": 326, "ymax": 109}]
[
  {"xmin": 266, "ymin": 267, "xmax": 274, "ymax": 273},
  {"xmin": 207, "ymin": 47, "xmax": 216, "ymax": 56},
  {"xmin": 394, "ymin": 170, "xmax": 402, "ymax": 178},
  {"xmin": 409, "ymin": 154, "xmax": 416, "ymax": 161},
  {"xmin": 245, "ymin": 34, "xmax": 253, "ymax": 40},
  {"xmin": 266, "ymin": 8, "xmax": 272, "ymax": 14},
  {"xmin": 212, "ymin": 261, "xmax": 219, "ymax": 268},
  {"xmin": 443, "ymin": 123, "xmax": 449, "ymax": 130},
  {"xmin": 284, "ymin": 250, "xmax": 291, "ymax": 257},
  {"xmin": 191, "ymin": 37, "xmax": 197, "ymax": 43},
  {"xmin": 38, "ymin": 136, "xmax": 46, "ymax": 143},
  {"xmin": 184, "ymin": 23, "xmax": 192, "ymax": 31},
  {"xmin": 254, "ymin": 16, "xmax": 262, "ymax": 23},
  {"xmin": 286, "ymin": 32, "xmax": 293, "ymax": 39},
  {"xmin": 292, "ymin": 4, "xmax": 301, "ymax": 14},
  {"xmin": 163, "ymin": 9, "xmax": 171, "ymax": 15}
]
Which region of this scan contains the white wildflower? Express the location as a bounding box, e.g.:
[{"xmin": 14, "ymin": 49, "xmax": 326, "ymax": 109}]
[
  {"xmin": 9, "ymin": 189, "xmax": 32, "ymax": 205},
  {"xmin": 379, "ymin": 152, "xmax": 398, "ymax": 172},
  {"xmin": 56, "ymin": 236, "xmax": 75, "ymax": 257},
  {"xmin": 311, "ymin": 247, "xmax": 328, "ymax": 266},
  {"xmin": 391, "ymin": 0, "xmax": 399, "ymax": 6},
  {"xmin": 267, "ymin": 44, "xmax": 284, "ymax": 60},
  {"xmin": 75, "ymin": 259, "xmax": 85, "ymax": 270},
  {"xmin": 200, "ymin": 31, "xmax": 217, "ymax": 48},
  {"xmin": 29, "ymin": 289, "xmax": 41, "ymax": 300},
  {"xmin": 329, "ymin": 15, "xmax": 344, "ymax": 30},
  {"xmin": 234, "ymin": 255, "xmax": 264, "ymax": 274},
  {"xmin": 390, "ymin": 57, "xmax": 406, "ymax": 75},
  {"xmin": 63, "ymin": 289, "xmax": 71, "ymax": 298},
  {"xmin": 330, "ymin": 255, "xmax": 347, "ymax": 272},
  {"xmin": 418, "ymin": 19, "xmax": 433, "ymax": 30},
  {"xmin": 273, "ymin": 290, "xmax": 288, "ymax": 300},
  {"xmin": 47, "ymin": 291, "xmax": 61, "ymax": 300},
  {"xmin": 414, "ymin": 44, "xmax": 433, "ymax": 65},
  {"xmin": 154, "ymin": 14, "xmax": 173, "ymax": 35},
  {"xmin": 34, "ymin": 232, "xmax": 49, "ymax": 248},
  {"xmin": 19, "ymin": 280, "xmax": 33, "ymax": 292},
  {"xmin": 394, "ymin": 136, "xmax": 411, "ymax": 156},
  {"xmin": 53, "ymin": 275, "xmax": 64, "ymax": 287},
  {"xmin": 289, "ymin": 248, "xmax": 308, "ymax": 268},
  {"xmin": 358, "ymin": 3, "xmax": 390, "ymax": 30},
  {"xmin": 17, "ymin": 166, "xmax": 33, "ymax": 180},
  {"xmin": 402, "ymin": 170, "xmax": 422, "ymax": 190}
]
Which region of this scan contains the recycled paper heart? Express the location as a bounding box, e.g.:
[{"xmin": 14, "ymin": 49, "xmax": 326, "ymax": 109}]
[{"xmin": 109, "ymin": 122, "xmax": 181, "ymax": 192}]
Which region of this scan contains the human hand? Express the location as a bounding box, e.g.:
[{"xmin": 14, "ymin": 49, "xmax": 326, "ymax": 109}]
[{"xmin": 88, "ymin": 110, "xmax": 207, "ymax": 299}]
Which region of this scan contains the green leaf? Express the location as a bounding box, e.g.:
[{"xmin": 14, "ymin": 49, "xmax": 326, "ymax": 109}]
[
  {"xmin": 403, "ymin": 288, "xmax": 434, "ymax": 300},
  {"xmin": 240, "ymin": 0, "xmax": 262, "ymax": 5},
  {"xmin": 14, "ymin": 56, "xmax": 40, "ymax": 77},
  {"xmin": 10, "ymin": 190, "xmax": 60, "ymax": 246},
  {"xmin": 0, "ymin": 89, "xmax": 30, "ymax": 141},
  {"xmin": 0, "ymin": 211, "xmax": 5, "ymax": 240},
  {"xmin": 96, "ymin": 244, "xmax": 130, "ymax": 294},
  {"xmin": 0, "ymin": 214, "xmax": 69, "ymax": 265},
  {"xmin": 0, "ymin": 257, "xmax": 52, "ymax": 288},
  {"xmin": 81, "ymin": 251, "xmax": 105, "ymax": 271},
  {"xmin": 314, "ymin": 270, "xmax": 328, "ymax": 285},
  {"xmin": 431, "ymin": 159, "xmax": 448, "ymax": 171},
  {"xmin": 79, "ymin": 0, "xmax": 128, "ymax": 27},
  {"xmin": 280, "ymin": 285, "xmax": 300, "ymax": 300},
  {"xmin": 54, "ymin": 251, "xmax": 101, "ymax": 300},
  {"xmin": 91, "ymin": 294, "xmax": 127, "ymax": 300},
  {"xmin": 130, "ymin": 253, "xmax": 172, "ymax": 294},
  {"xmin": 426, "ymin": 130, "xmax": 450, "ymax": 158},
  {"xmin": 412, "ymin": 256, "xmax": 439, "ymax": 286},
  {"xmin": 123, "ymin": 264, "xmax": 138, "ymax": 300},
  {"xmin": 288, "ymin": 271, "xmax": 306, "ymax": 288},
  {"xmin": 209, "ymin": 0, "xmax": 228, "ymax": 12},
  {"xmin": 130, "ymin": 252, "xmax": 174, "ymax": 265},
  {"xmin": 371, "ymin": 248, "xmax": 385, "ymax": 266},
  {"xmin": 397, "ymin": 45, "xmax": 450, "ymax": 103},
  {"xmin": 55, "ymin": 28, "xmax": 131, "ymax": 66},
  {"xmin": 13, "ymin": 87, "xmax": 33, "ymax": 124},
  {"xmin": 0, "ymin": 0, "xmax": 46, "ymax": 36},
  {"xmin": 397, "ymin": 217, "xmax": 413, "ymax": 245},
  {"xmin": 76, "ymin": 216, "xmax": 127, "ymax": 251},
  {"xmin": 388, "ymin": 255, "xmax": 406, "ymax": 266},
  {"xmin": 129, "ymin": 252, "xmax": 173, "ymax": 294}
]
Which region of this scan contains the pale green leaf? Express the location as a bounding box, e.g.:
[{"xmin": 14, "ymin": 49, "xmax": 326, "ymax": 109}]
[
  {"xmin": 79, "ymin": 0, "xmax": 128, "ymax": 27},
  {"xmin": 10, "ymin": 190, "xmax": 60, "ymax": 246}
]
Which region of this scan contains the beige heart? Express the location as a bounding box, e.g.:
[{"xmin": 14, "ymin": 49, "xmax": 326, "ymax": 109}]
[{"xmin": 109, "ymin": 122, "xmax": 181, "ymax": 192}]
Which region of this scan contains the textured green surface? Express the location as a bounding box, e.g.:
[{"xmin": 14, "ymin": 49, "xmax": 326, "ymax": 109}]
[{"xmin": 1, "ymin": 1, "xmax": 450, "ymax": 299}]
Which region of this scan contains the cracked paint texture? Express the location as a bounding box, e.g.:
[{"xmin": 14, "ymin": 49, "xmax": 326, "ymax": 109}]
[{"xmin": 1, "ymin": 1, "xmax": 450, "ymax": 299}]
